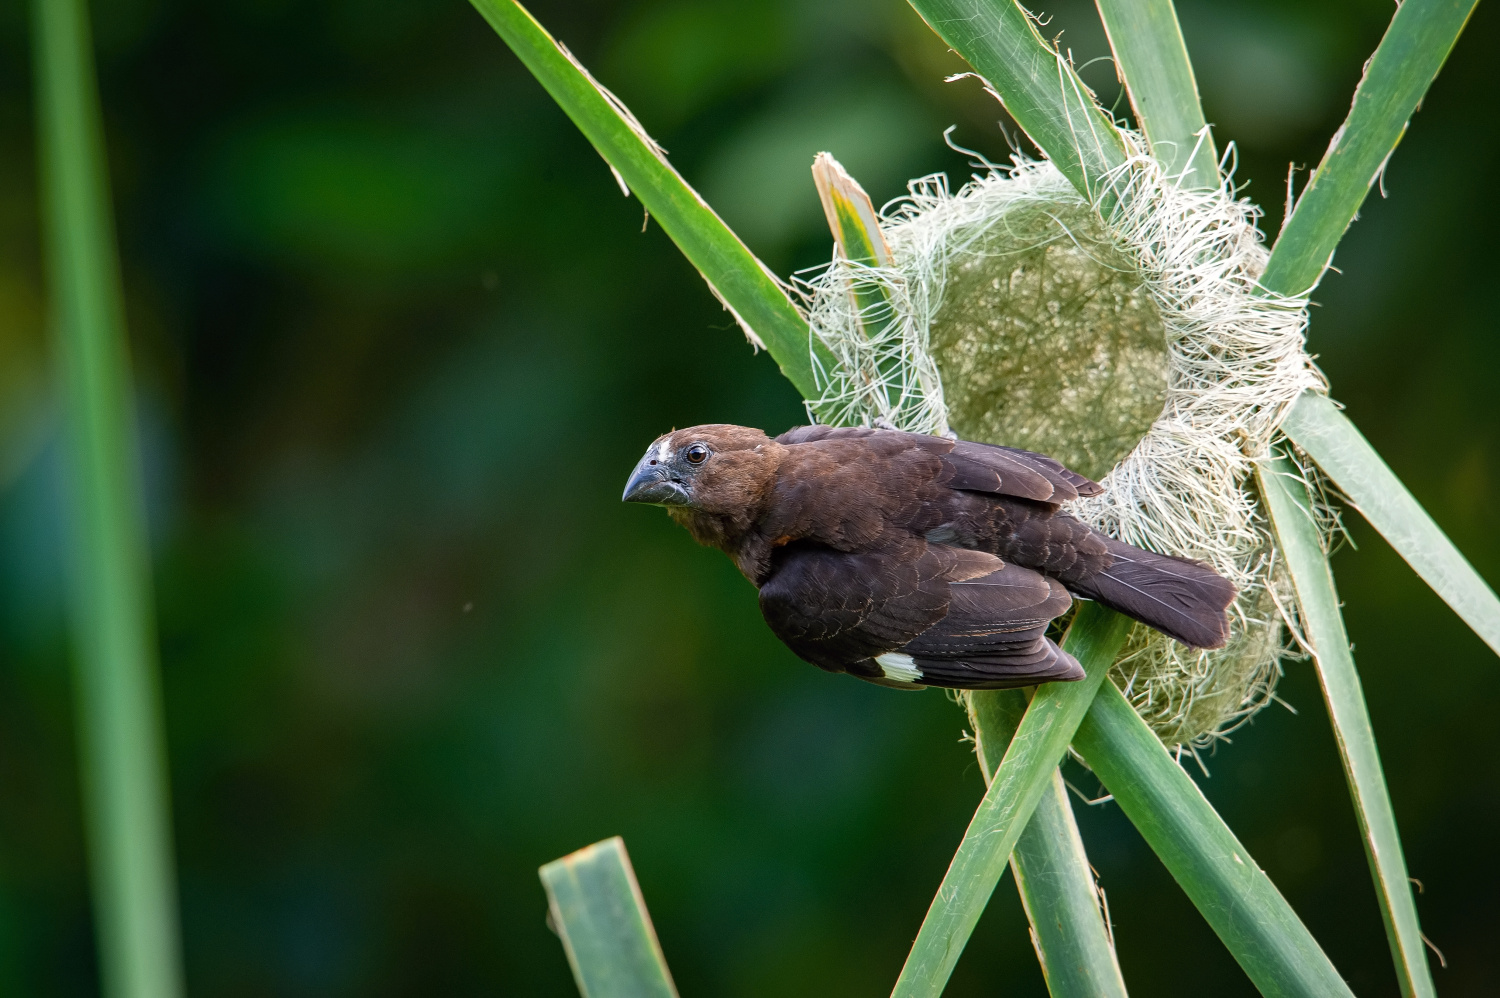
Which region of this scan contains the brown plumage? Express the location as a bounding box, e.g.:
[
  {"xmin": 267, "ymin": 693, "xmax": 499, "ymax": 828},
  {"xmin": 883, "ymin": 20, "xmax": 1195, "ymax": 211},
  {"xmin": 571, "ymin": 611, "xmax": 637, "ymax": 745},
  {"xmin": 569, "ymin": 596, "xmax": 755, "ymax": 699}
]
[{"xmin": 622, "ymin": 424, "xmax": 1236, "ymax": 690}]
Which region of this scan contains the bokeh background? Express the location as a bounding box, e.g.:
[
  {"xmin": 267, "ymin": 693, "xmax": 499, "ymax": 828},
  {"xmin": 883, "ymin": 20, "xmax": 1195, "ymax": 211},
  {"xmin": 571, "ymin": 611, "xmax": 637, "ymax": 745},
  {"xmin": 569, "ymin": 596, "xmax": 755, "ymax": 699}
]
[{"xmin": 1, "ymin": 0, "xmax": 1497, "ymax": 993}]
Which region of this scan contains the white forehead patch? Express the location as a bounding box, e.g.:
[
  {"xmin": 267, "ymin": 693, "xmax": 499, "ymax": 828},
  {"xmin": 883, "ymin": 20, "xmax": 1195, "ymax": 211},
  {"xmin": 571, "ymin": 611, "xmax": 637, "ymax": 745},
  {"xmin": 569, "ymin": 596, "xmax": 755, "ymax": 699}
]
[
  {"xmin": 875, "ymin": 652, "xmax": 922, "ymax": 683},
  {"xmin": 655, "ymin": 438, "xmax": 674, "ymax": 462}
]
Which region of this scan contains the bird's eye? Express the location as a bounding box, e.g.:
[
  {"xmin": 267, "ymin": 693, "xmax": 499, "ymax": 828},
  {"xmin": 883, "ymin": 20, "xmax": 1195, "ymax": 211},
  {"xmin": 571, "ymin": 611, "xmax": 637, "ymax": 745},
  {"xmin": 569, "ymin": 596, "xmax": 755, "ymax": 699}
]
[{"xmin": 684, "ymin": 443, "xmax": 711, "ymax": 465}]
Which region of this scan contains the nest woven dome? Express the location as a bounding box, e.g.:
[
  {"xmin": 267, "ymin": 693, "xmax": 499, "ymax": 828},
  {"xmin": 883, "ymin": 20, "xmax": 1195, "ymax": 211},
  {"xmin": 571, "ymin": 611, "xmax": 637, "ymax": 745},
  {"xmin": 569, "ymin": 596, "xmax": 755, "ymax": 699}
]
[{"xmin": 802, "ymin": 139, "xmax": 1328, "ymax": 748}]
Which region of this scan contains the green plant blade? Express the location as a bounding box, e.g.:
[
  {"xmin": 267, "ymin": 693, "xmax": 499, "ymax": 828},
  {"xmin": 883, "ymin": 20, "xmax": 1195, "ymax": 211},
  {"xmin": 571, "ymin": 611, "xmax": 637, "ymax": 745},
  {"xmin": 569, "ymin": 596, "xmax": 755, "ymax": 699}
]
[
  {"xmin": 1093, "ymin": 0, "xmax": 1217, "ymax": 189},
  {"xmin": 971, "ymin": 690, "xmax": 1129, "ymax": 998},
  {"xmin": 540, "ymin": 837, "xmax": 680, "ymax": 998},
  {"xmin": 1260, "ymin": 0, "xmax": 1477, "ymax": 296},
  {"xmin": 893, "ymin": 603, "xmax": 1132, "ymax": 998},
  {"xmin": 1016, "ymin": 772, "xmax": 1129, "ymax": 998},
  {"xmin": 1259, "ymin": 453, "xmax": 1435, "ymax": 998},
  {"xmin": 1073, "ymin": 682, "xmax": 1355, "ymax": 998},
  {"xmin": 905, "ymin": 0, "xmax": 1128, "ymax": 205},
  {"xmin": 468, "ymin": 0, "xmax": 824, "ymax": 399},
  {"xmin": 30, "ymin": 0, "xmax": 185, "ymax": 996},
  {"xmin": 1283, "ymin": 392, "xmax": 1500, "ymax": 656}
]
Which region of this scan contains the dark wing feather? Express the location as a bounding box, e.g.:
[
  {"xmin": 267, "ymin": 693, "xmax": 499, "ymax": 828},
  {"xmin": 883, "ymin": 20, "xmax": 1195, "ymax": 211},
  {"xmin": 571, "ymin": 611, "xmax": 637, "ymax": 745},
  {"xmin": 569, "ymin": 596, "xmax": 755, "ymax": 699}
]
[
  {"xmin": 773, "ymin": 425, "xmax": 1102, "ymax": 504},
  {"xmin": 1065, "ymin": 537, "xmax": 1235, "ymax": 648},
  {"xmin": 758, "ymin": 541, "xmax": 1081, "ymax": 690},
  {"xmin": 940, "ymin": 440, "xmax": 1103, "ymax": 503},
  {"xmin": 901, "ymin": 561, "xmax": 1082, "ymax": 688},
  {"xmin": 992, "ymin": 445, "xmax": 1105, "ymax": 497},
  {"xmin": 903, "ymin": 561, "xmax": 1071, "ymax": 653},
  {"xmin": 757, "ymin": 541, "xmax": 949, "ymax": 670}
]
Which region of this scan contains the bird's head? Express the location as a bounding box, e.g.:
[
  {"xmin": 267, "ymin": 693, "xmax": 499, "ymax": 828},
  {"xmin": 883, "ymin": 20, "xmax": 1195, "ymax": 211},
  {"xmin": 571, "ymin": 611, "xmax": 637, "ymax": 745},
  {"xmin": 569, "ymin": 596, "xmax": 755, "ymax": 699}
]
[{"xmin": 622, "ymin": 424, "xmax": 779, "ymax": 523}]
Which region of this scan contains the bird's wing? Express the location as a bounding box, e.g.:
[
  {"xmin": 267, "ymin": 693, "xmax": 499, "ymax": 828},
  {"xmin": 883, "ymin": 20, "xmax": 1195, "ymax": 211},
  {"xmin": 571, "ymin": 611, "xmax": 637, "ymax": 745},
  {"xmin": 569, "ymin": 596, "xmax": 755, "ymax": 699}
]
[
  {"xmin": 772, "ymin": 425, "xmax": 1102, "ymax": 503},
  {"xmin": 938, "ymin": 440, "xmax": 1103, "ymax": 503},
  {"xmin": 898, "ymin": 558, "xmax": 1082, "ymax": 688},
  {"xmin": 757, "ymin": 541, "xmax": 951, "ymax": 672},
  {"xmin": 773, "ymin": 425, "xmax": 884, "ymax": 446},
  {"xmin": 758, "ymin": 542, "xmax": 1080, "ymax": 690},
  {"xmin": 994, "ymin": 444, "xmax": 1105, "ymax": 497}
]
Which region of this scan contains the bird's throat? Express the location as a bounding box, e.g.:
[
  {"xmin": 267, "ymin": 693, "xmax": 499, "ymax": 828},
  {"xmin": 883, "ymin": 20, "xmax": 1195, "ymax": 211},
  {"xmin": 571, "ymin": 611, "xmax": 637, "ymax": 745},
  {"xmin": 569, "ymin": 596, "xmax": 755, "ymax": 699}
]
[{"xmin": 667, "ymin": 505, "xmax": 773, "ymax": 584}]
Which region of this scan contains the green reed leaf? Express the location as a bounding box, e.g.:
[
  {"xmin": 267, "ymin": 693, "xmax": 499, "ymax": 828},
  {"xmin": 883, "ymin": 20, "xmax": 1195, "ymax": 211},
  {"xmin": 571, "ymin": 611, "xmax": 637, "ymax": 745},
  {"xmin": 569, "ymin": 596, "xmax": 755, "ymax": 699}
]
[
  {"xmin": 1094, "ymin": 0, "xmax": 1217, "ymax": 189},
  {"xmin": 893, "ymin": 603, "xmax": 1132, "ymax": 998},
  {"xmin": 1261, "ymin": 0, "xmax": 1478, "ymax": 296},
  {"xmin": 540, "ymin": 837, "xmax": 680, "ymax": 998},
  {"xmin": 1284, "ymin": 393, "xmax": 1500, "ymax": 656},
  {"xmin": 31, "ymin": 0, "xmax": 185, "ymax": 995},
  {"xmin": 1073, "ymin": 681, "xmax": 1356, "ymax": 998},
  {"xmin": 970, "ymin": 690, "xmax": 1129, "ymax": 998},
  {"xmin": 905, "ymin": 0, "xmax": 1128, "ymax": 205},
  {"xmin": 1259, "ymin": 452, "xmax": 1436, "ymax": 998}
]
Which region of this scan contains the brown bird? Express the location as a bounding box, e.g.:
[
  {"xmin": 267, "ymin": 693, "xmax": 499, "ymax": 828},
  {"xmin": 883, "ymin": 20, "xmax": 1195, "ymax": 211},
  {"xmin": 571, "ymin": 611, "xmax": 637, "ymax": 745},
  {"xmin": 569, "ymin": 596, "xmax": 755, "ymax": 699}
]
[{"xmin": 622, "ymin": 424, "xmax": 1235, "ymax": 690}]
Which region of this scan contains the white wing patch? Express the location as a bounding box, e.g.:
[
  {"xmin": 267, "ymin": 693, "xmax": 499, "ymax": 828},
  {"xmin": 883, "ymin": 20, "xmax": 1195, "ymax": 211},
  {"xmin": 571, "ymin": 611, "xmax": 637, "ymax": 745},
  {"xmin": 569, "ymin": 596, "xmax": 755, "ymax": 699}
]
[{"xmin": 875, "ymin": 652, "xmax": 923, "ymax": 684}]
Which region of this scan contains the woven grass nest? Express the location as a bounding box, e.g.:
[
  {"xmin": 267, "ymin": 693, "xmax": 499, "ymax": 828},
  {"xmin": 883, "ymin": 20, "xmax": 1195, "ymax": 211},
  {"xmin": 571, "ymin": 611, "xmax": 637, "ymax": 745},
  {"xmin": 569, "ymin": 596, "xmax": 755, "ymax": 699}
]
[{"xmin": 801, "ymin": 137, "xmax": 1331, "ymax": 749}]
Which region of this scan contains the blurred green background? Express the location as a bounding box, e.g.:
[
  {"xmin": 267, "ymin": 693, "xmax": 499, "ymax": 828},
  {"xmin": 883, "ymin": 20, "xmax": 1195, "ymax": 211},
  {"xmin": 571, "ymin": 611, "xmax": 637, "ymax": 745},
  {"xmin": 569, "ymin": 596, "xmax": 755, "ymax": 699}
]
[{"xmin": 0, "ymin": 0, "xmax": 1496, "ymax": 993}]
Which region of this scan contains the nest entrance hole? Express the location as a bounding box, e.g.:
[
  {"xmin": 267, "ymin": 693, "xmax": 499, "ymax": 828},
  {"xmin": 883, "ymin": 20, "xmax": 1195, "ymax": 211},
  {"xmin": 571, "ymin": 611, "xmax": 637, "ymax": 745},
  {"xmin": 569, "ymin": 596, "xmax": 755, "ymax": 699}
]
[{"xmin": 930, "ymin": 200, "xmax": 1168, "ymax": 482}]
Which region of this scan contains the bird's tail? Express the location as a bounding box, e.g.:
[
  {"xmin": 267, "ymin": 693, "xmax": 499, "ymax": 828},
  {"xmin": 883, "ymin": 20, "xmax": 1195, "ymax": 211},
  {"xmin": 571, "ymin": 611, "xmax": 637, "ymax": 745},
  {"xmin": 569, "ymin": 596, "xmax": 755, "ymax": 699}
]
[{"xmin": 1067, "ymin": 537, "xmax": 1236, "ymax": 649}]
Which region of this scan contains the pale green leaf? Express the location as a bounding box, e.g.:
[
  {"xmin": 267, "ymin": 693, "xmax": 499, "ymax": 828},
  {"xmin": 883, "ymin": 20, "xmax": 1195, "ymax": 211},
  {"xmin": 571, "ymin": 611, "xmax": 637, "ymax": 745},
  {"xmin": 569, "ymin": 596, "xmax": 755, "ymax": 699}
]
[
  {"xmin": 1094, "ymin": 0, "xmax": 1217, "ymax": 188},
  {"xmin": 540, "ymin": 837, "xmax": 680, "ymax": 998},
  {"xmin": 31, "ymin": 0, "xmax": 185, "ymax": 995},
  {"xmin": 1259, "ymin": 453, "xmax": 1435, "ymax": 998},
  {"xmin": 812, "ymin": 151, "xmax": 895, "ymax": 269}
]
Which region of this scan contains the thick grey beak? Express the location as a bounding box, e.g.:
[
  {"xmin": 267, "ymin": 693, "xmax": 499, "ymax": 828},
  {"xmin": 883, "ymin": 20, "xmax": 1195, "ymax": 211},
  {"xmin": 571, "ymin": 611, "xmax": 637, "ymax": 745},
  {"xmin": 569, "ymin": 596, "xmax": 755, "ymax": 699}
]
[{"xmin": 622, "ymin": 455, "xmax": 687, "ymax": 505}]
